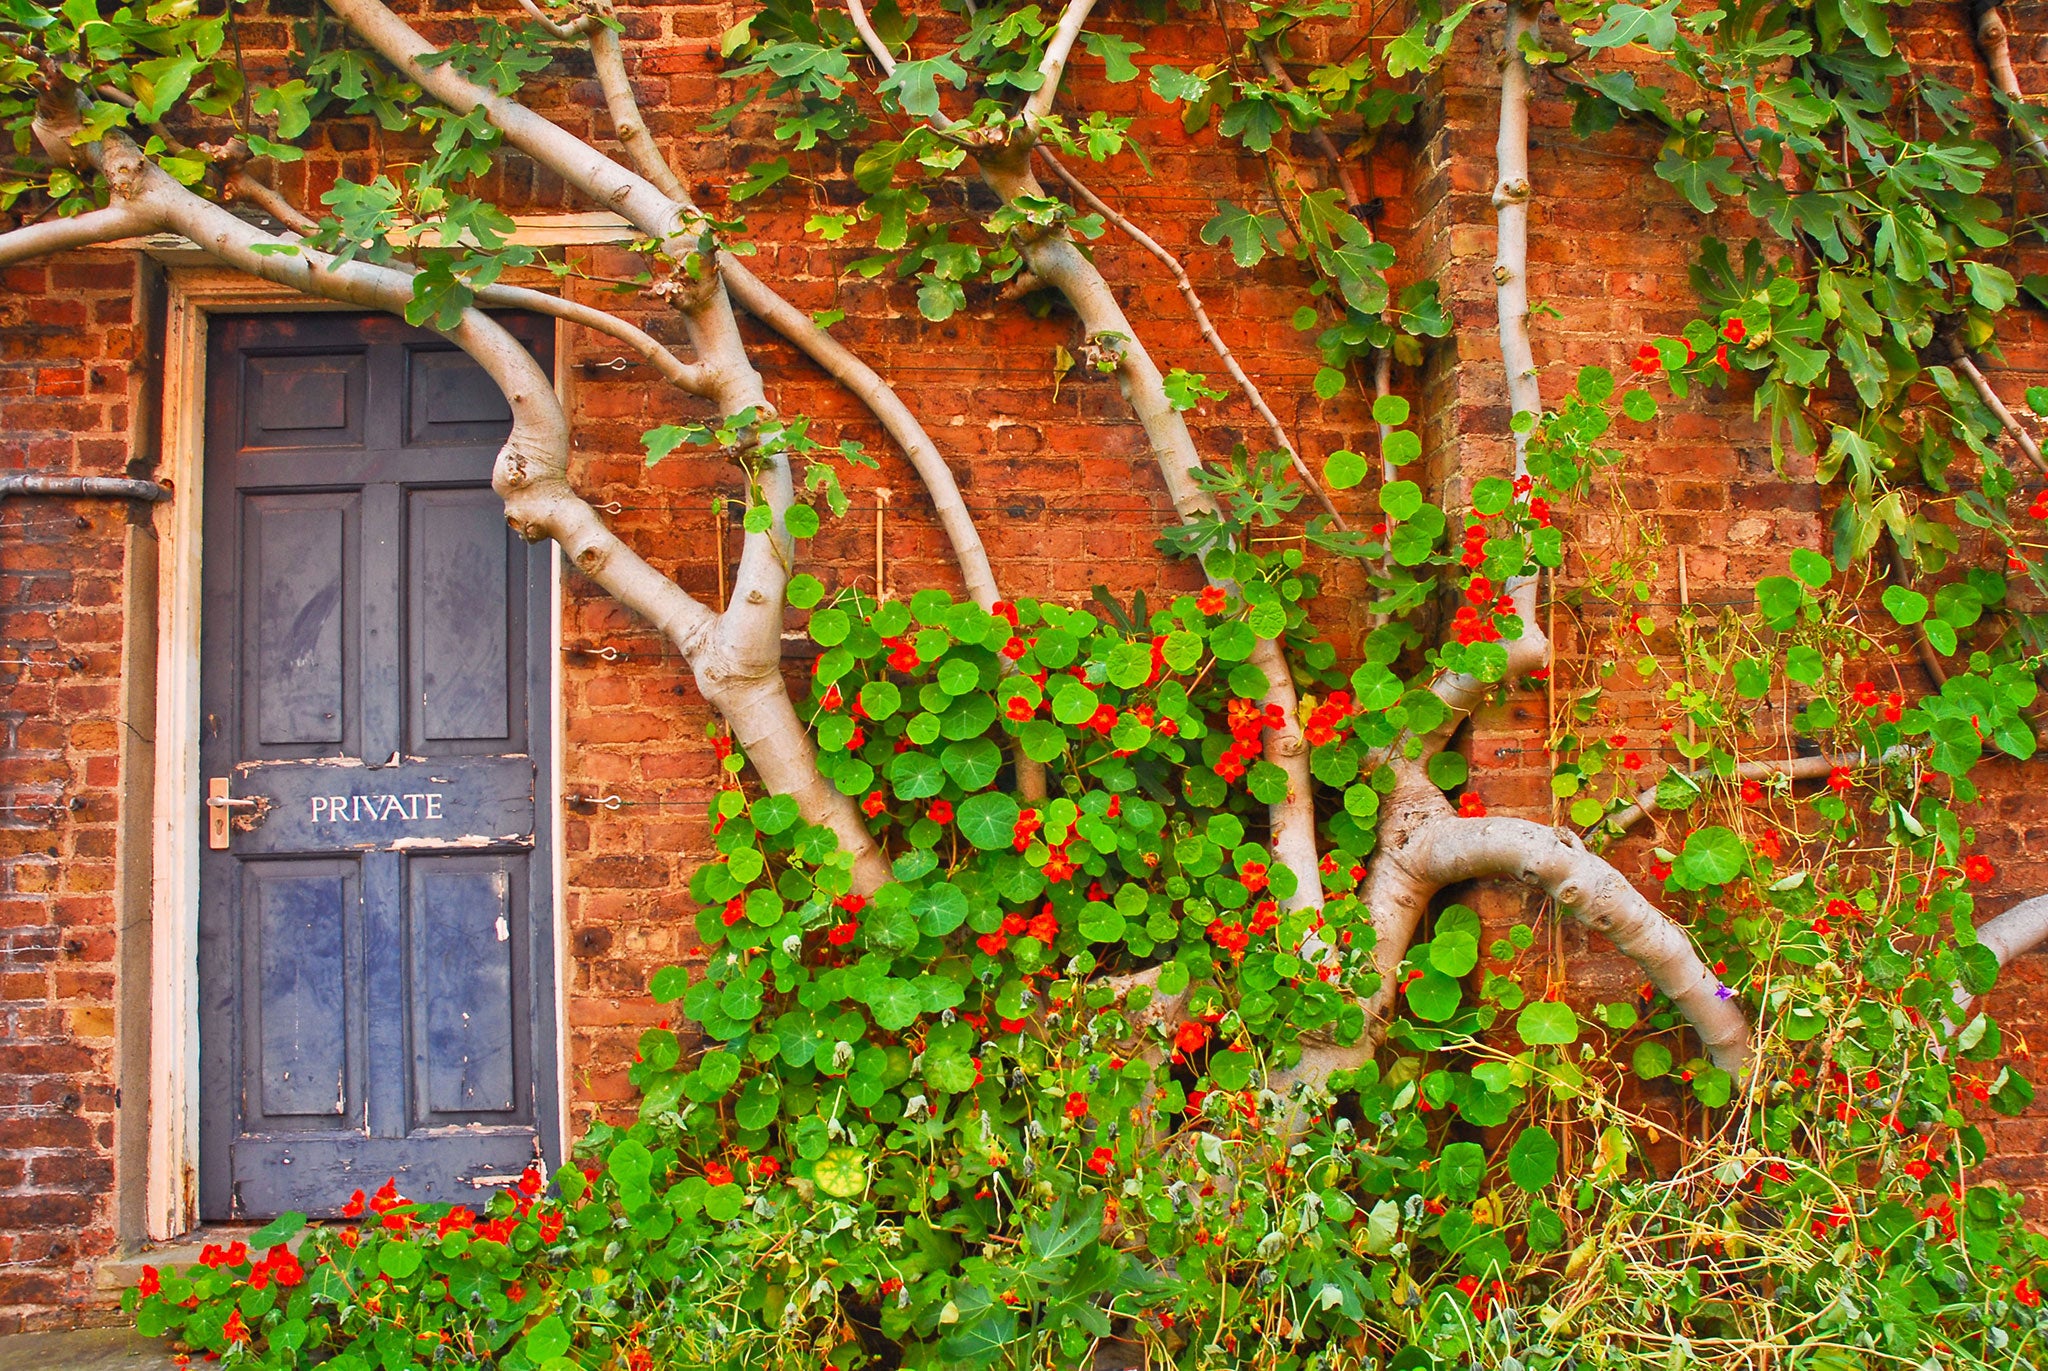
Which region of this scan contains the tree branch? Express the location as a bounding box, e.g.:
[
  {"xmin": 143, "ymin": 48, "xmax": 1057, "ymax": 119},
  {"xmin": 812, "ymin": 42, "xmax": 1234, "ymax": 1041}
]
[
  {"xmin": 1033, "ymin": 146, "xmax": 1344, "ymax": 528},
  {"xmin": 1599, "ymin": 751, "xmax": 1870, "ymax": 835},
  {"xmin": 976, "ymin": 153, "xmax": 1322, "ymax": 907},
  {"xmin": 1952, "ymin": 345, "xmax": 2048, "ymax": 476},
  {"xmin": 1021, "ymin": 0, "xmax": 1099, "ymax": 128},
  {"xmin": 1494, "ymin": 1, "xmax": 1540, "ymax": 476},
  {"xmin": 580, "ymin": 1, "xmax": 1008, "ymax": 623},
  {"xmin": 1359, "ymin": 774, "xmax": 1749, "ymax": 1074},
  {"xmin": 473, "ymin": 283, "xmax": 716, "ymax": 396},
  {"xmin": 586, "ymin": 15, "xmax": 692, "ymax": 199},
  {"xmin": 0, "ymin": 204, "xmax": 151, "ymax": 268},
  {"xmin": 348, "ymin": 0, "xmax": 1031, "ymax": 801},
  {"xmin": 1970, "ymin": 0, "xmax": 2048, "ymax": 170}
]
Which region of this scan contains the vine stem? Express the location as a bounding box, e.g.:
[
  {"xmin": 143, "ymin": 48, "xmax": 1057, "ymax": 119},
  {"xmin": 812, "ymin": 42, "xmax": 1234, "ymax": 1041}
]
[
  {"xmin": 1970, "ymin": 0, "xmax": 2048, "ymax": 170},
  {"xmin": 1952, "ymin": 347, "xmax": 2048, "ymax": 475},
  {"xmin": 1031, "ymin": 146, "xmax": 1344, "ymax": 527},
  {"xmin": 1599, "ymin": 750, "xmax": 1895, "ymax": 835},
  {"xmin": 973, "ymin": 0, "xmax": 1323, "ymax": 909}
]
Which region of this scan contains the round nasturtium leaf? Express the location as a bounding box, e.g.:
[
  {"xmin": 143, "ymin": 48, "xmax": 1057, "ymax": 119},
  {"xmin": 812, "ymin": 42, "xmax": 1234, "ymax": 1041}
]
[
  {"xmin": 1426, "ymin": 751, "xmax": 1469, "ymax": 790},
  {"xmin": 813, "ymin": 1147, "xmax": 870, "ymax": 1199},
  {"xmin": 735, "ymin": 1076, "xmax": 781, "ymax": 1130},
  {"xmin": 1506, "ymin": 1126, "xmax": 1560, "ymax": 1193},
  {"xmin": 1380, "ymin": 479, "xmax": 1424, "ymax": 521},
  {"xmin": 1784, "ymin": 644, "xmax": 1824, "ymax": 686},
  {"xmin": 751, "ymin": 793, "xmax": 799, "ymax": 835},
  {"xmin": 1788, "ymin": 547, "xmax": 1831, "ymax": 588},
  {"xmin": 1515, "ymin": 1001, "xmax": 1580, "ymax": 1046},
  {"xmin": 1471, "ymin": 476, "xmax": 1514, "ymax": 516},
  {"xmin": 1324, "ymin": 449, "xmax": 1369, "ymax": 490},
  {"xmin": 379, "ymin": 1242, "xmax": 423, "ymax": 1279},
  {"xmin": 786, "ymin": 573, "xmax": 826, "ymax": 608},
  {"xmin": 866, "ymin": 979, "xmax": 924, "ymax": 1031},
  {"xmin": 1209, "ymin": 621, "xmax": 1256, "ymax": 662},
  {"xmin": 941, "ymin": 738, "xmax": 1002, "ymax": 790},
  {"xmin": 1077, "ymin": 904, "xmax": 1125, "ymax": 943},
  {"xmin": 1754, "ymin": 577, "xmax": 1803, "ymax": 628},
  {"xmin": 1632, "ymin": 1040, "xmax": 1673, "ymax": 1079},
  {"xmin": 937, "ymin": 657, "xmax": 980, "ymax": 695},
  {"xmin": 520, "ymin": 1317, "xmax": 571, "ymax": 1364},
  {"xmin": 1406, "ymin": 968, "xmax": 1462, "ymax": 1021},
  {"xmin": 1881, "ymin": 584, "xmax": 1929, "ymax": 625},
  {"xmin": 1373, "ymin": 393, "xmax": 1411, "ymax": 426},
  {"xmin": 888, "ymin": 750, "xmax": 944, "ymax": 800},
  {"xmin": 1018, "ymin": 720, "xmax": 1066, "ymax": 764},
  {"xmin": 955, "ymin": 792, "xmax": 1022, "ymax": 851},
  {"xmin": 858, "ymin": 680, "xmax": 902, "ymax": 720},
  {"xmin": 1427, "ymin": 930, "xmax": 1479, "ymax": 978},
  {"xmin": 1051, "ymin": 681, "xmax": 1100, "ymax": 725},
  {"xmin": 809, "ymin": 607, "xmax": 850, "ymax": 646},
  {"xmin": 1679, "ymin": 825, "xmax": 1747, "ymax": 886},
  {"xmin": 1384, "ymin": 429, "xmax": 1422, "ymax": 465}
]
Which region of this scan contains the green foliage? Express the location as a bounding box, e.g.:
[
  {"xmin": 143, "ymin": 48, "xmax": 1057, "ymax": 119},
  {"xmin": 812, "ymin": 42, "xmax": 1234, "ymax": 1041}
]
[
  {"xmin": 1562, "ymin": 0, "xmax": 2048, "ymax": 588},
  {"xmin": 28, "ymin": 0, "xmax": 2048, "ymax": 1367}
]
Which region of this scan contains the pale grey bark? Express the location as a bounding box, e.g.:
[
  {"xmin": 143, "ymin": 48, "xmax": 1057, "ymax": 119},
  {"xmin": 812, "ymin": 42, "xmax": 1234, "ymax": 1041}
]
[
  {"xmin": 0, "ymin": 203, "xmax": 150, "ymax": 266},
  {"xmin": 1953, "ymin": 348, "xmax": 2048, "ymax": 475},
  {"xmin": 1972, "ymin": 1, "xmax": 2048, "ymax": 170},
  {"xmin": 1355, "ymin": 771, "xmax": 1747, "ymax": 1073},
  {"xmin": 977, "ymin": 152, "xmax": 1324, "ymax": 910},
  {"xmin": 1032, "ymin": 146, "xmax": 1343, "ymax": 527},
  {"xmin": 1600, "ymin": 753, "xmax": 1854, "ymax": 835}
]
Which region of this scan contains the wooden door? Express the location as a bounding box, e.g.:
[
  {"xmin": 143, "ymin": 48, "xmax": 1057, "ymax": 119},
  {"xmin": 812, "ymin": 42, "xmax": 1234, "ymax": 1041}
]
[{"xmin": 197, "ymin": 312, "xmax": 559, "ymax": 1219}]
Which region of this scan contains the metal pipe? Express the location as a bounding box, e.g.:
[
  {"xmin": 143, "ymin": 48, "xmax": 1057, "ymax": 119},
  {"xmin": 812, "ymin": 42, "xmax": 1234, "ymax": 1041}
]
[{"xmin": 0, "ymin": 473, "xmax": 170, "ymax": 504}]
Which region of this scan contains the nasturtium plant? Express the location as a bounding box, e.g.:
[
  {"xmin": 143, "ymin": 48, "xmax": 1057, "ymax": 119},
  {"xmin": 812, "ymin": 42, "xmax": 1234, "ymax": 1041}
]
[{"xmin": 22, "ymin": 0, "xmax": 2048, "ymax": 1363}]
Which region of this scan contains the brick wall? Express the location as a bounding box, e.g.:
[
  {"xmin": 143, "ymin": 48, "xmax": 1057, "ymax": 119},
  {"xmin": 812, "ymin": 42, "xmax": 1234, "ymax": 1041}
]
[
  {"xmin": 0, "ymin": 253, "xmax": 151, "ymax": 1325},
  {"xmin": 3, "ymin": 0, "xmax": 2046, "ymax": 1331}
]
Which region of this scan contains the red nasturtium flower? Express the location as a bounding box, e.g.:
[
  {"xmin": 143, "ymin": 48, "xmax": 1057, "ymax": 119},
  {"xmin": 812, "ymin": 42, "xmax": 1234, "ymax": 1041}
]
[
  {"xmin": 1196, "ymin": 586, "xmax": 1228, "ymax": 615},
  {"xmin": 1630, "ymin": 343, "xmax": 1661, "ymax": 375},
  {"xmin": 1965, "ymin": 854, "xmax": 1998, "ymax": 883},
  {"xmin": 927, "ymin": 799, "xmax": 953, "ymax": 824},
  {"xmin": 1174, "ymin": 1020, "xmax": 1210, "ymax": 1054},
  {"xmin": 1458, "ymin": 793, "xmax": 1488, "ymax": 818},
  {"xmin": 1065, "ymin": 1092, "xmax": 1089, "ymax": 1120},
  {"xmin": 1723, "ymin": 316, "xmax": 1746, "ymax": 343}
]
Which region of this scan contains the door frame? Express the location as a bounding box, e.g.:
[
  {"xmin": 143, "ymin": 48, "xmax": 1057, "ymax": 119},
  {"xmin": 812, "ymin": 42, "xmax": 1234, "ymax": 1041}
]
[{"xmin": 144, "ymin": 262, "xmax": 594, "ymax": 1238}]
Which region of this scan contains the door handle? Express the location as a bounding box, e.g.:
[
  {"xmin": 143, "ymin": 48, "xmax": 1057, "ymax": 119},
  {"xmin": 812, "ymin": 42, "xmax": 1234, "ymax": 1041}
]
[{"xmin": 207, "ymin": 777, "xmax": 269, "ymax": 849}]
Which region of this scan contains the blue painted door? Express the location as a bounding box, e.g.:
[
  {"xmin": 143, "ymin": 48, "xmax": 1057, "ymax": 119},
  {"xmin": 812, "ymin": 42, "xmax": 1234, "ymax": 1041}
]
[{"xmin": 198, "ymin": 312, "xmax": 560, "ymax": 1219}]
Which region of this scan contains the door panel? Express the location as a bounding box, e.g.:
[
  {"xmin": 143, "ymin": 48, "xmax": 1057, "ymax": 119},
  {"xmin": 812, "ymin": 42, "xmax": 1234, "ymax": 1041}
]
[
  {"xmin": 241, "ymin": 352, "xmax": 366, "ymax": 450},
  {"xmin": 246, "ymin": 859, "xmax": 357, "ymax": 1122},
  {"xmin": 242, "ymin": 492, "xmax": 355, "ymax": 754},
  {"xmin": 199, "ymin": 311, "xmax": 558, "ymax": 1220},
  {"xmin": 409, "ymin": 854, "xmax": 526, "ymax": 1120},
  {"xmin": 408, "ymin": 487, "xmax": 523, "ymax": 751}
]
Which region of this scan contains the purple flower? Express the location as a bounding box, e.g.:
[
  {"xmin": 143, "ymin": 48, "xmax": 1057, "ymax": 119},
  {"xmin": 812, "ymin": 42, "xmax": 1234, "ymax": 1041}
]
[{"xmin": 1714, "ymin": 985, "xmax": 1735, "ymax": 1000}]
